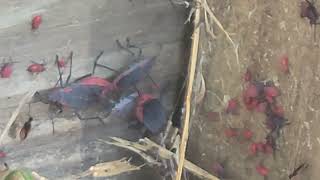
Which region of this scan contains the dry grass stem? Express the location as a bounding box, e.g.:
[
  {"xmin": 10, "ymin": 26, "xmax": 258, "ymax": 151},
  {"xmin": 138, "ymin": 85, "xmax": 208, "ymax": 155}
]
[
  {"xmin": 100, "ymin": 137, "xmax": 219, "ymax": 180},
  {"xmin": 79, "ymin": 158, "xmax": 143, "ymax": 178}
]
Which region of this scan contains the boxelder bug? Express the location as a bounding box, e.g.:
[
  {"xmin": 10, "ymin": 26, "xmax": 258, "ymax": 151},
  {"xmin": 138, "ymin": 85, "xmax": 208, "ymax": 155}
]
[
  {"xmin": 92, "ymin": 39, "xmax": 167, "ymax": 134},
  {"xmin": 48, "ymin": 52, "xmax": 114, "ymax": 110},
  {"xmin": 32, "ymin": 51, "xmax": 116, "ymax": 133},
  {"xmin": 94, "ymin": 38, "xmax": 158, "ymax": 91}
]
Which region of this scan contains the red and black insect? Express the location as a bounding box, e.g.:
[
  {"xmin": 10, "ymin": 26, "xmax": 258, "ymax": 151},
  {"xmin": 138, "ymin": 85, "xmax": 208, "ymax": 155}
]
[
  {"xmin": 48, "ymin": 51, "xmax": 114, "ymax": 110},
  {"xmin": 93, "ymin": 39, "xmax": 166, "ymax": 134},
  {"xmin": 134, "ymin": 92, "xmax": 166, "ymax": 134}
]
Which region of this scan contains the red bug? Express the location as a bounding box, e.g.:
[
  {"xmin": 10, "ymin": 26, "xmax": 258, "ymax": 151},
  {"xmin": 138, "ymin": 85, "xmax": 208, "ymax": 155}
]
[
  {"xmin": 243, "ymin": 96, "xmax": 258, "ymax": 111},
  {"xmin": 32, "ymin": 15, "xmax": 42, "ymax": 30},
  {"xmin": 226, "ymin": 98, "xmax": 239, "ymax": 115},
  {"xmin": 56, "ymin": 58, "xmax": 66, "ymax": 68},
  {"xmin": 27, "ymin": 62, "xmax": 46, "ymax": 73},
  {"xmin": 0, "ymin": 63, "xmax": 13, "ymax": 78},
  {"xmin": 279, "ymin": 55, "xmax": 289, "ymax": 74},
  {"xmin": 244, "ymin": 83, "xmax": 258, "ymax": 98},
  {"xmin": 272, "ymin": 105, "xmax": 284, "ymax": 117},
  {"xmin": 264, "ymin": 86, "xmax": 279, "ymax": 102},
  {"xmin": 255, "ymin": 102, "xmax": 267, "ymax": 113},
  {"xmin": 249, "ymin": 143, "xmax": 258, "ymax": 155},
  {"xmin": 242, "ymin": 129, "xmax": 253, "ymax": 140},
  {"xmin": 249, "ymin": 142, "xmax": 264, "ymax": 155},
  {"xmin": 0, "ymin": 59, "xmax": 17, "ymax": 78},
  {"xmin": 262, "ymin": 143, "xmax": 273, "ymax": 154},
  {"xmin": 224, "ymin": 128, "xmax": 238, "ymax": 138},
  {"xmin": 256, "ymin": 164, "xmax": 269, "ymax": 176}
]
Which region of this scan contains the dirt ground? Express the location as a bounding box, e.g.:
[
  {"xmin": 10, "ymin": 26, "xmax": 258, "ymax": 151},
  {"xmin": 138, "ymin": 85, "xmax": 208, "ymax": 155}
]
[{"xmin": 187, "ymin": 0, "xmax": 320, "ymax": 180}]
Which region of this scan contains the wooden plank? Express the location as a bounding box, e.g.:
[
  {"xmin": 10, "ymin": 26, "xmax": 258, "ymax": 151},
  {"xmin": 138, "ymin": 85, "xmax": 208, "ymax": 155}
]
[{"xmin": 0, "ymin": 0, "xmax": 186, "ymax": 179}]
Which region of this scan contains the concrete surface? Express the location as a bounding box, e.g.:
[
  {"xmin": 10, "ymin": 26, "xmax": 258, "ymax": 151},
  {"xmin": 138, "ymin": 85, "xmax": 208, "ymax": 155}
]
[{"xmin": 0, "ymin": 0, "xmax": 187, "ymax": 179}]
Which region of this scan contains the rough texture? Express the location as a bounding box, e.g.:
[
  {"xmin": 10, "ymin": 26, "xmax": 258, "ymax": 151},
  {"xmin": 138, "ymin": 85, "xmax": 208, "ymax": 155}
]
[
  {"xmin": 0, "ymin": 0, "xmax": 187, "ymax": 179},
  {"xmin": 187, "ymin": 0, "xmax": 320, "ymax": 180}
]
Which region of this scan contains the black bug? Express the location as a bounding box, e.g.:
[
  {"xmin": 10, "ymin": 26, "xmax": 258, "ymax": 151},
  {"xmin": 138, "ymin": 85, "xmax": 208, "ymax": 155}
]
[{"xmin": 301, "ymin": 0, "xmax": 320, "ymax": 40}]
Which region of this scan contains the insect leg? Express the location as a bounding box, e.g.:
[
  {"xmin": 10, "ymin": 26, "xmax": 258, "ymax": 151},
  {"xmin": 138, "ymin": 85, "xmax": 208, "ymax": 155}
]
[
  {"xmin": 48, "ymin": 112, "xmax": 56, "ymax": 135},
  {"xmin": 33, "ymin": 91, "xmax": 50, "ymax": 104},
  {"xmin": 116, "ymin": 39, "xmax": 135, "ymax": 56},
  {"xmin": 133, "ymin": 85, "xmax": 142, "ymax": 96},
  {"xmin": 73, "ymin": 74, "xmax": 93, "ymax": 82},
  {"xmin": 75, "ymin": 111, "xmax": 105, "ymax": 125},
  {"xmin": 95, "ymin": 63, "xmax": 119, "ymax": 73},
  {"xmin": 145, "ymin": 73, "xmax": 160, "ymax": 89},
  {"xmin": 72, "ymin": 51, "xmax": 104, "ymax": 82},
  {"xmin": 92, "ymin": 51, "xmax": 104, "ymax": 75},
  {"xmin": 125, "ymin": 37, "xmax": 142, "ymax": 58},
  {"xmin": 65, "ymin": 51, "xmax": 73, "ymax": 85},
  {"xmin": 55, "ymin": 55, "xmax": 64, "ymax": 88}
]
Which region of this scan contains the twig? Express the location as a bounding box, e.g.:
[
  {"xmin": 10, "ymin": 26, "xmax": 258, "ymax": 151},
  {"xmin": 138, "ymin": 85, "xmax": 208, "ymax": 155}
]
[
  {"xmin": 78, "ymin": 158, "xmax": 143, "ymax": 178},
  {"xmin": 176, "ymin": 1, "xmax": 201, "ymax": 179},
  {"xmin": 98, "ymin": 138, "xmax": 161, "ymax": 166},
  {"xmin": 204, "ymin": 11, "xmax": 217, "ymax": 39}
]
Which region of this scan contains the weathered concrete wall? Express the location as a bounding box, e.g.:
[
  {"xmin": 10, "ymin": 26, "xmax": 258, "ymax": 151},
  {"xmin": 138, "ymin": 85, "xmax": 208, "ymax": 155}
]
[{"xmin": 0, "ymin": 0, "xmax": 187, "ymax": 179}]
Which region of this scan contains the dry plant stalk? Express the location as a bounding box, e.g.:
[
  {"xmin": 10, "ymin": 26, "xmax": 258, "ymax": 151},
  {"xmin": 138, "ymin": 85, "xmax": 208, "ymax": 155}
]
[
  {"xmin": 175, "ymin": 1, "xmax": 201, "ymax": 180},
  {"xmin": 99, "ymin": 137, "xmax": 219, "ymax": 180},
  {"xmin": 79, "ymin": 158, "xmax": 143, "ymax": 178}
]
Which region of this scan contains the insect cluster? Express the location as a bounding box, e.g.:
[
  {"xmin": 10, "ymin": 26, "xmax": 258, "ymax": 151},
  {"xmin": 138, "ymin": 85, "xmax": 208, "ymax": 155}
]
[
  {"xmin": 205, "ymin": 1, "xmax": 319, "ymax": 177},
  {"xmin": 207, "ymin": 54, "xmax": 291, "ymax": 178}
]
